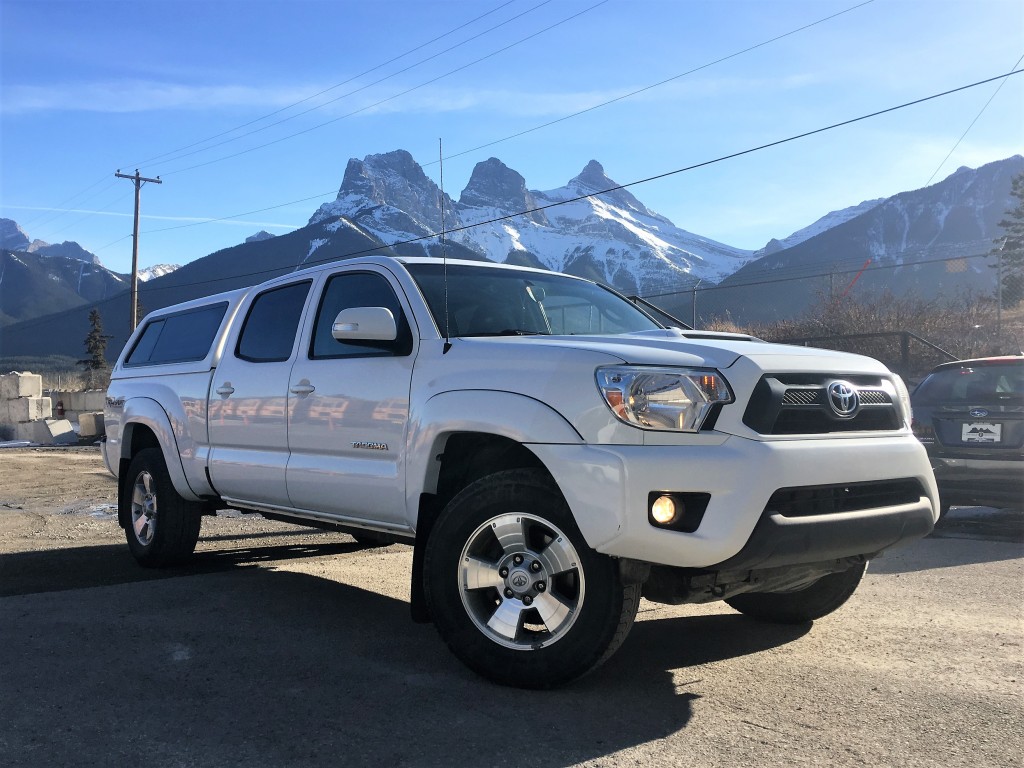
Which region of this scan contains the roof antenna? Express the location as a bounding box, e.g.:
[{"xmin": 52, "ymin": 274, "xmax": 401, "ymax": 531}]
[{"xmin": 439, "ymin": 138, "xmax": 452, "ymax": 354}]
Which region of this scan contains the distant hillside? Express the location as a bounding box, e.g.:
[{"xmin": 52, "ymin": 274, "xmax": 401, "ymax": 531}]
[
  {"xmin": 0, "ymin": 249, "xmax": 127, "ymax": 327},
  {"xmin": 0, "ymin": 216, "xmax": 430, "ymax": 359},
  {"xmin": 667, "ymin": 156, "xmax": 1024, "ymax": 325}
]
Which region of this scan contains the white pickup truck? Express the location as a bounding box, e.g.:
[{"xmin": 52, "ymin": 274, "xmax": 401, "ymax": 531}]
[{"xmin": 103, "ymin": 255, "xmax": 938, "ymax": 688}]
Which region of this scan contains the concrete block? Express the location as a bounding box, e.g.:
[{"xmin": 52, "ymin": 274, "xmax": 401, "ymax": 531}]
[
  {"xmin": 15, "ymin": 419, "xmax": 77, "ymax": 445},
  {"xmin": 1, "ymin": 372, "xmax": 43, "ymax": 400},
  {"xmin": 83, "ymin": 391, "xmax": 106, "ymax": 412},
  {"xmin": 3, "ymin": 396, "xmax": 52, "ymax": 423},
  {"xmin": 78, "ymin": 411, "xmax": 106, "ymax": 438}
]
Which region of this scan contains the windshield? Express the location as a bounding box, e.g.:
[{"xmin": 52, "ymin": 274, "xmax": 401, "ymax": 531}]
[{"xmin": 406, "ymin": 262, "xmax": 662, "ymax": 337}]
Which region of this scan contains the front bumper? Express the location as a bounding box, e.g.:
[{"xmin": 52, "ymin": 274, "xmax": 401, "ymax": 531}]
[{"xmin": 529, "ymin": 434, "xmax": 938, "ymax": 570}]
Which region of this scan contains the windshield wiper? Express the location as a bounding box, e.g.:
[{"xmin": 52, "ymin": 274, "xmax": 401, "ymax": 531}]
[{"xmin": 467, "ymin": 329, "xmax": 547, "ymax": 337}]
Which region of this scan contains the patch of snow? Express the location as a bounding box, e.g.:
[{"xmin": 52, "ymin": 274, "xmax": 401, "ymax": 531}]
[{"xmin": 137, "ymin": 264, "xmax": 180, "ymax": 282}]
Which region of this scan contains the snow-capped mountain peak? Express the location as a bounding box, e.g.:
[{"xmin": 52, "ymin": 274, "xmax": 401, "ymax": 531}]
[
  {"xmin": 758, "ymin": 198, "xmax": 885, "ymax": 256},
  {"xmin": 306, "ymin": 150, "xmax": 755, "ymax": 294},
  {"xmin": 137, "ymin": 263, "xmax": 180, "ymax": 282}
]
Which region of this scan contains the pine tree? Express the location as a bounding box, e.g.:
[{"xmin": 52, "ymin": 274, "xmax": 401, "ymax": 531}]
[
  {"xmin": 992, "ymin": 172, "xmax": 1024, "ymax": 307},
  {"xmin": 80, "ymin": 308, "xmax": 112, "ymax": 388}
]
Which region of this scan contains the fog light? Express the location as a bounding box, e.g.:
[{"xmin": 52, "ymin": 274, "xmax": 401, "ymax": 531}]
[{"xmin": 651, "ymin": 495, "xmax": 678, "ymax": 525}]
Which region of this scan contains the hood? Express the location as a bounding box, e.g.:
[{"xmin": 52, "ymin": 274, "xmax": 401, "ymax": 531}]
[{"xmin": 452, "ymin": 329, "xmax": 892, "ymax": 376}]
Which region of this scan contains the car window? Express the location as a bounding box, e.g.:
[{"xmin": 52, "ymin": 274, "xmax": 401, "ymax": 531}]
[
  {"xmin": 406, "ymin": 262, "xmax": 661, "ymax": 337},
  {"xmin": 125, "ymin": 302, "xmax": 228, "ymax": 366},
  {"xmin": 236, "ymin": 281, "xmax": 311, "ymax": 363},
  {"xmin": 913, "ymin": 363, "xmax": 1024, "ymax": 405},
  {"xmin": 309, "ymin": 271, "xmax": 412, "ymax": 359}
]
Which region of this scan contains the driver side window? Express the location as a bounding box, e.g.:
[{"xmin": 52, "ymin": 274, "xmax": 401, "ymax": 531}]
[{"xmin": 309, "ymin": 271, "xmax": 413, "ymax": 359}]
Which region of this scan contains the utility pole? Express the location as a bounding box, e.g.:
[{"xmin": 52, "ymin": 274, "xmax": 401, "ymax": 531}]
[
  {"xmin": 115, "ymin": 169, "xmax": 162, "ymax": 332},
  {"xmin": 691, "ymin": 279, "xmax": 702, "ymax": 329}
]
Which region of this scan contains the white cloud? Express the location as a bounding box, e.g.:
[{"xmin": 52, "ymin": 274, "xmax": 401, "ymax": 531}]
[
  {"xmin": 3, "ymin": 205, "xmax": 299, "ymax": 229},
  {"xmin": 1, "ymin": 69, "xmax": 827, "ymax": 118},
  {"xmin": 0, "ymin": 80, "xmax": 318, "ymax": 115}
]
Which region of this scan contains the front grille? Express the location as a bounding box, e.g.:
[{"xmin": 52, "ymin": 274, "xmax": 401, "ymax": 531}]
[
  {"xmin": 743, "ymin": 374, "xmax": 901, "ymax": 434},
  {"xmin": 766, "ymin": 478, "xmax": 925, "ymax": 517},
  {"xmin": 782, "ymin": 388, "xmax": 821, "ymax": 405}
]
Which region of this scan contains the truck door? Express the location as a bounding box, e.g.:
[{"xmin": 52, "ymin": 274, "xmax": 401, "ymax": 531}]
[
  {"xmin": 208, "ymin": 280, "xmax": 313, "ymax": 507},
  {"xmin": 285, "ymin": 268, "xmax": 415, "ymax": 525}
]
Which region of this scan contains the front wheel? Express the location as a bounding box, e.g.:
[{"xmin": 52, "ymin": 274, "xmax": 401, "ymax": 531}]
[
  {"xmin": 725, "ymin": 561, "xmax": 867, "ymax": 624},
  {"xmin": 424, "ymin": 469, "xmax": 639, "ymax": 688},
  {"xmin": 123, "ymin": 447, "xmax": 202, "ymax": 567}
]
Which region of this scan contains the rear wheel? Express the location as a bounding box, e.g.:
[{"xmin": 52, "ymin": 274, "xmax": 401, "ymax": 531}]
[
  {"xmin": 124, "ymin": 448, "xmax": 202, "ymax": 567},
  {"xmin": 424, "ymin": 469, "xmax": 638, "ymax": 688},
  {"xmin": 725, "ymin": 561, "xmax": 867, "ymax": 624}
]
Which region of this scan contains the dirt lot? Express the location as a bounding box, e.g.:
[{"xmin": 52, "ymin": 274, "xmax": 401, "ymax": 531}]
[{"xmin": 1, "ymin": 447, "xmax": 1022, "ymax": 767}]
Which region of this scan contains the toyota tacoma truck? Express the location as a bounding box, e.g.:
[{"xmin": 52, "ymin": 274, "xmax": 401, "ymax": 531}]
[{"xmin": 103, "ymin": 255, "xmax": 938, "ymax": 688}]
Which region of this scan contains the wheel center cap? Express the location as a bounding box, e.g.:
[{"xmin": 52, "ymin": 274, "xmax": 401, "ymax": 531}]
[{"xmin": 508, "ymin": 569, "xmax": 532, "ymax": 594}]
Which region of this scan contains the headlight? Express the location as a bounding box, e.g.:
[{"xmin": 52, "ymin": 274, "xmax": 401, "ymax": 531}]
[
  {"xmin": 596, "ymin": 366, "xmax": 733, "ymax": 432},
  {"xmin": 893, "ymin": 375, "xmax": 913, "ymax": 428}
]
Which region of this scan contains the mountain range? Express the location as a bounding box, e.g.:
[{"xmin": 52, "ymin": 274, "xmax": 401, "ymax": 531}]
[
  {"xmin": 0, "ymin": 152, "xmax": 1019, "ymax": 361},
  {"xmin": 310, "ymin": 151, "xmax": 755, "ymax": 294}
]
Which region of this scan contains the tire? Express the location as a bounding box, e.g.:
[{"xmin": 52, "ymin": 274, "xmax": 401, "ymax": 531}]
[
  {"xmin": 725, "ymin": 561, "xmax": 867, "ymax": 624},
  {"xmin": 424, "ymin": 468, "xmax": 639, "ymax": 689},
  {"xmin": 123, "ymin": 447, "xmax": 202, "ymax": 567}
]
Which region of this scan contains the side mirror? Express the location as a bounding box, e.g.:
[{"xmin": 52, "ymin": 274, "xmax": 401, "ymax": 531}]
[{"xmin": 331, "ymin": 307, "xmax": 397, "ymax": 342}]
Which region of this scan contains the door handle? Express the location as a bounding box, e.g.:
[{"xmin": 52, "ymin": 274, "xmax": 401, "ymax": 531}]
[
  {"xmin": 216, "ymin": 384, "xmax": 235, "ymax": 396},
  {"xmin": 290, "ymin": 381, "xmax": 316, "ymax": 396}
]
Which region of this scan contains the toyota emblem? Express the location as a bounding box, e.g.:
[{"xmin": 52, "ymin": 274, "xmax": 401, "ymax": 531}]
[{"xmin": 827, "ymin": 381, "xmax": 860, "ymax": 418}]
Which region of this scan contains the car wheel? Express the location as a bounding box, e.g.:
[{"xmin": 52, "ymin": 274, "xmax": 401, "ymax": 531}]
[
  {"xmin": 724, "ymin": 561, "xmax": 867, "ymax": 624},
  {"xmin": 124, "ymin": 447, "xmax": 202, "ymax": 567},
  {"xmin": 424, "ymin": 468, "xmax": 639, "ymax": 688}
]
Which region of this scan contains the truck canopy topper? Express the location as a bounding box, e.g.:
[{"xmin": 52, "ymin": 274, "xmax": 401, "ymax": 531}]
[{"xmin": 104, "ymin": 255, "xmax": 937, "ymax": 688}]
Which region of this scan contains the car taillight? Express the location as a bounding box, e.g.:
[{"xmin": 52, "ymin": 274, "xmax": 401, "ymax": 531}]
[{"xmin": 912, "ymin": 418, "xmax": 935, "ymax": 442}]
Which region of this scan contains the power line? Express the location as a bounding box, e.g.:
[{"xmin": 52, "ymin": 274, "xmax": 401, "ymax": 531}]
[
  {"xmin": 9, "ymin": 1, "xmax": 528, "ymax": 238},
  {"xmin": 139, "ymin": 68, "xmax": 1024, "ymax": 243},
  {"xmin": 126, "ymin": 0, "xmax": 522, "ymax": 168},
  {"xmin": 7, "ymin": 69, "xmax": 1020, "ymax": 332},
  {"xmin": 157, "ymin": 0, "xmax": 610, "ymax": 177},
  {"xmin": 143, "ymin": 190, "xmax": 338, "ymax": 234},
  {"xmin": 924, "ymin": 50, "xmax": 1024, "ymax": 187},
  {"xmin": 429, "ymin": 0, "xmax": 877, "ymax": 167},
  {"xmin": 141, "ymin": 1, "xmax": 555, "ymax": 171},
  {"xmin": 133, "ymin": 67, "xmax": 1023, "ymax": 274},
  {"xmin": 16, "ymin": 178, "xmax": 120, "ymax": 234},
  {"xmin": 15, "ymin": 0, "xmax": 871, "ymax": 237},
  {"xmin": 42, "ymin": 188, "xmax": 134, "ymax": 241}
]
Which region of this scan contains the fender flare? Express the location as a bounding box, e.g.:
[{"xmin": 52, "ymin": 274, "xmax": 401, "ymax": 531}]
[
  {"xmin": 405, "ymin": 389, "xmax": 583, "ymax": 525},
  {"xmin": 120, "ymin": 398, "xmax": 201, "ymax": 502}
]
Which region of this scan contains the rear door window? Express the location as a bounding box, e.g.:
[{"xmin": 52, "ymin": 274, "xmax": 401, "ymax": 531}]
[{"xmin": 236, "ymin": 281, "xmax": 312, "ymax": 363}]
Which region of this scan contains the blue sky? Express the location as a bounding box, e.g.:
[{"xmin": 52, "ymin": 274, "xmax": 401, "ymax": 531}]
[{"xmin": 2, "ymin": 0, "xmax": 1022, "ymax": 274}]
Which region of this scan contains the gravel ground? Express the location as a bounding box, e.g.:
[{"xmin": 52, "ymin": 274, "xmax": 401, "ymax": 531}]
[{"xmin": 0, "ymin": 447, "xmax": 1021, "ymax": 767}]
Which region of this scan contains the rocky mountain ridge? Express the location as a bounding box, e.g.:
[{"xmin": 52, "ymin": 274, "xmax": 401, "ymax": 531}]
[{"xmin": 310, "ymin": 150, "xmax": 756, "ymax": 294}]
